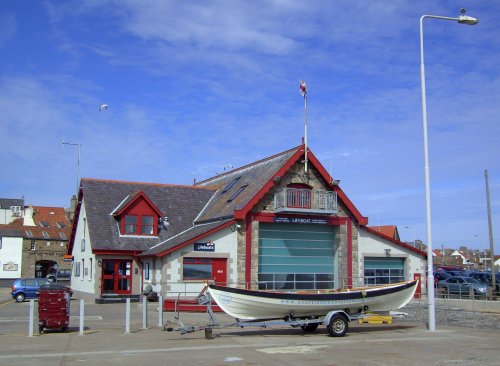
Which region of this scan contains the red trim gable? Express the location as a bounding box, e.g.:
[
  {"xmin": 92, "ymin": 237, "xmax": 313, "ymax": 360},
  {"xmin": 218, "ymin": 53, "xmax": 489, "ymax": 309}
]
[
  {"xmin": 112, "ymin": 191, "xmax": 163, "ymax": 218},
  {"xmin": 234, "ymin": 144, "xmax": 368, "ymax": 225},
  {"xmin": 364, "ymin": 226, "xmax": 427, "ymax": 258}
]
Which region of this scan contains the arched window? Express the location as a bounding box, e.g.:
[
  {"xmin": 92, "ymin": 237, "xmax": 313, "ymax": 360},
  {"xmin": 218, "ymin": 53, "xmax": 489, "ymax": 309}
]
[{"xmin": 286, "ymin": 183, "xmax": 312, "ymax": 209}]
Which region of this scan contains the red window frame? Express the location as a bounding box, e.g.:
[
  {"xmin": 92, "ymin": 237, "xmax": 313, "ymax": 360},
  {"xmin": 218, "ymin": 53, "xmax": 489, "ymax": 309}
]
[{"xmin": 121, "ymin": 214, "xmax": 156, "ymax": 236}]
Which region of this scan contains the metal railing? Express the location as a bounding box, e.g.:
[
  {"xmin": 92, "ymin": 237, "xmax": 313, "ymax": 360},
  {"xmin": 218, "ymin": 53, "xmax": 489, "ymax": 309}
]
[{"xmin": 274, "ymin": 187, "xmax": 337, "ymax": 214}]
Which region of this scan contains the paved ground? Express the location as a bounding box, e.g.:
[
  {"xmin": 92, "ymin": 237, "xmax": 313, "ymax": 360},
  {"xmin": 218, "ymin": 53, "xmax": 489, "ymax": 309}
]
[{"xmin": 1, "ymin": 286, "xmax": 500, "ymax": 365}]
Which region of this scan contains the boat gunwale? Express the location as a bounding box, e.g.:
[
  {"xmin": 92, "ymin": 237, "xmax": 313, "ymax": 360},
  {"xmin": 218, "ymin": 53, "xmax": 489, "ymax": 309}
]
[{"xmin": 208, "ymin": 280, "xmax": 418, "ymax": 301}]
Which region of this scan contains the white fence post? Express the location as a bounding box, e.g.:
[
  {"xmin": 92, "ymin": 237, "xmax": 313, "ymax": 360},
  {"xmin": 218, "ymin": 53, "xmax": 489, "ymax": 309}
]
[
  {"xmin": 158, "ymin": 295, "xmax": 163, "ymax": 327},
  {"xmin": 28, "ymin": 299, "xmax": 34, "ymax": 337},
  {"xmin": 79, "ymin": 299, "xmax": 84, "ymax": 335},
  {"xmin": 142, "ymin": 295, "xmax": 148, "ymax": 329},
  {"xmin": 125, "ymin": 298, "xmax": 130, "ymax": 334}
]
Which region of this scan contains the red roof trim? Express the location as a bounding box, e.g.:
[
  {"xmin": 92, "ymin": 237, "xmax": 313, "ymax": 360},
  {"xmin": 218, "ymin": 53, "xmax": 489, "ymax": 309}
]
[
  {"xmin": 364, "ymin": 226, "xmax": 427, "ymax": 258},
  {"xmin": 306, "ymin": 151, "xmax": 368, "ymax": 225},
  {"xmin": 112, "ymin": 191, "xmax": 163, "ymax": 217},
  {"xmin": 234, "ymin": 145, "xmax": 368, "ymax": 225},
  {"xmin": 150, "ymin": 220, "xmax": 235, "ymax": 258},
  {"xmin": 234, "ymin": 147, "xmax": 303, "ymax": 220}
]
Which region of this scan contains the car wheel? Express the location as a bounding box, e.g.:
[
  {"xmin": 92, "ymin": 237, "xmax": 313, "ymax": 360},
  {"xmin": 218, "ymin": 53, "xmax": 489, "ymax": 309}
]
[{"xmin": 15, "ymin": 293, "xmax": 25, "ymax": 302}]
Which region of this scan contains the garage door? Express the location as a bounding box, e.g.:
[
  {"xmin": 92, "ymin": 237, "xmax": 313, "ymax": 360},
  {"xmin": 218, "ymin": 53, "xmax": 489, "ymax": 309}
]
[
  {"xmin": 258, "ymin": 223, "xmax": 336, "ymax": 290},
  {"xmin": 364, "ymin": 257, "xmax": 405, "ymax": 285}
]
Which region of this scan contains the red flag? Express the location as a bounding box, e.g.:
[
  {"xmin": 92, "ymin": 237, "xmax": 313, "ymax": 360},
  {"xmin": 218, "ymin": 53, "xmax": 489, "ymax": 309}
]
[{"xmin": 299, "ymin": 80, "xmax": 307, "ymax": 97}]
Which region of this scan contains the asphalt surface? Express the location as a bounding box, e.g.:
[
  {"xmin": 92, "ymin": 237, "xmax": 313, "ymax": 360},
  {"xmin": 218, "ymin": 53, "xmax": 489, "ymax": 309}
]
[{"xmin": 1, "ymin": 286, "xmax": 500, "ymax": 365}]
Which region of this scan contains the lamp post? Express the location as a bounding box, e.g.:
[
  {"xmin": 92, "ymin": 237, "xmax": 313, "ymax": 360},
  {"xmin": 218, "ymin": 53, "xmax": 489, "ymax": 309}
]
[
  {"xmin": 420, "ymin": 9, "xmax": 478, "ymax": 332},
  {"xmin": 404, "ymin": 226, "xmax": 417, "ymax": 249},
  {"xmin": 62, "ymin": 140, "xmax": 82, "ymax": 193}
]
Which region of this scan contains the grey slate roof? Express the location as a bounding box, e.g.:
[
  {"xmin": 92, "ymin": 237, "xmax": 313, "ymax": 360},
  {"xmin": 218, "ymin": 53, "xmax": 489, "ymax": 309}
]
[
  {"xmin": 81, "ymin": 179, "xmax": 217, "ymax": 252},
  {"xmin": 0, "ymin": 226, "xmax": 23, "ymax": 237},
  {"xmin": 0, "ymin": 198, "xmax": 24, "ymax": 209},
  {"xmin": 194, "ymin": 146, "xmax": 300, "ymax": 223},
  {"xmin": 141, "ymin": 219, "xmax": 233, "ymax": 256},
  {"xmin": 78, "ymin": 146, "xmax": 301, "ymax": 255}
]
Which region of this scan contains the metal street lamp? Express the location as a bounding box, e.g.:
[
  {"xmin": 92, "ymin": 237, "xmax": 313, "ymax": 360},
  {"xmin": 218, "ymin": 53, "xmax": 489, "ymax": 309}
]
[
  {"xmin": 62, "ymin": 140, "xmax": 82, "ymax": 193},
  {"xmin": 420, "ymin": 9, "xmax": 478, "ymax": 332}
]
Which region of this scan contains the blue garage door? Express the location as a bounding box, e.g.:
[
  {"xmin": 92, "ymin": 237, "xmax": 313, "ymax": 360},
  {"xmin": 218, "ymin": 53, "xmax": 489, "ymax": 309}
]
[
  {"xmin": 364, "ymin": 257, "xmax": 405, "ymax": 285},
  {"xmin": 258, "ymin": 223, "xmax": 336, "ymax": 290}
]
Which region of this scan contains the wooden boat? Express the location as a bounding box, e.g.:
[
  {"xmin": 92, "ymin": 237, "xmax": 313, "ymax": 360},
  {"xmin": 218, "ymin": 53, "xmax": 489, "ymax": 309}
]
[{"xmin": 208, "ymin": 280, "xmax": 418, "ymax": 321}]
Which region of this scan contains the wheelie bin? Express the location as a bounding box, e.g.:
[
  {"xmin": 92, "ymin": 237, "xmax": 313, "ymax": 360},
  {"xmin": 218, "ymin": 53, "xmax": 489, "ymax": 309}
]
[{"xmin": 38, "ymin": 284, "xmax": 71, "ymax": 333}]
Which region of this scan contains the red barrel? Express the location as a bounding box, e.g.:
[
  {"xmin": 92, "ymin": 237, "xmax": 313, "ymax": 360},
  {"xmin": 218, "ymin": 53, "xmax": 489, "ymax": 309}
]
[{"xmin": 38, "ymin": 286, "xmax": 71, "ymax": 333}]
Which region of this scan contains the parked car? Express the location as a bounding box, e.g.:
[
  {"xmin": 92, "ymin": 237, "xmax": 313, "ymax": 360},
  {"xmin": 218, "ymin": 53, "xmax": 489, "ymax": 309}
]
[
  {"xmin": 468, "ymin": 272, "xmax": 500, "ymax": 292},
  {"xmin": 46, "ymin": 269, "xmax": 71, "ymax": 282},
  {"xmin": 434, "ymin": 271, "xmax": 452, "ymax": 284},
  {"xmin": 11, "ymin": 278, "xmax": 72, "ymax": 302},
  {"xmin": 437, "ymin": 276, "xmax": 487, "ymax": 298},
  {"xmin": 444, "ymin": 270, "xmax": 464, "ymax": 277}
]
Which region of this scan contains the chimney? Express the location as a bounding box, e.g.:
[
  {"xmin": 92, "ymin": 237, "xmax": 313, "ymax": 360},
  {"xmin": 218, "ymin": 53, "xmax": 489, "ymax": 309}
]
[
  {"xmin": 69, "ymin": 195, "xmax": 77, "ymax": 221},
  {"xmin": 23, "ymin": 205, "xmax": 36, "ymax": 226}
]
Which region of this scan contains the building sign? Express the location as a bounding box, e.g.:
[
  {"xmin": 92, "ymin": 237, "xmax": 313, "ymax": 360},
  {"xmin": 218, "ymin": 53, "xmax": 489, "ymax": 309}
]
[
  {"xmin": 3, "ymin": 262, "xmax": 18, "ymax": 271},
  {"xmin": 274, "ymin": 217, "xmax": 328, "ymax": 225},
  {"xmin": 194, "ymin": 241, "xmax": 215, "ymax": 252}
]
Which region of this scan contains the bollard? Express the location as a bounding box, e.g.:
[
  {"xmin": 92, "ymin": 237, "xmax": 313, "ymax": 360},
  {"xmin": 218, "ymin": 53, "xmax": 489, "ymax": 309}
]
[
  {"xmin": 79, "ymin": 299, "xmax": 84, "ymax": 335},
  {"xmin": 142, "ymin": 295, "xmax": 148, "ymax": 329},
  {"xmin": 28, "ymin": 299, "xmax": 34, "ymax": 337},
  {"xmin": 125, "ymin": 298, "xmax": 130, "ymax": 334},
  {"xmin": 158, "ymin": 295, "xmax": 163, "ymax": 327}
]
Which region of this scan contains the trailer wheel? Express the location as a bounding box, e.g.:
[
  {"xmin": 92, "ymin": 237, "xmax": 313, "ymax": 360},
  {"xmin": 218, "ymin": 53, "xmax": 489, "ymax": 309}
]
[
  {"xmin": 301, "ymin": 323, "xmax": 319, "ymax": 332},
  {"xmin": 39, "ymin": 325, "xmax": 44, "ymax": 334},
  {"xmin": 327, "ymin": 314, "xmax": 348, "ymax": 337}
]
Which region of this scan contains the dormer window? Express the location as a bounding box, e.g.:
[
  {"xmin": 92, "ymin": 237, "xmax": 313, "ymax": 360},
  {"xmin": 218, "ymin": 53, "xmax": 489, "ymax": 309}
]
[{"xmin": 112, "ymin": 191, "xmax": 163, "ymax": 237}]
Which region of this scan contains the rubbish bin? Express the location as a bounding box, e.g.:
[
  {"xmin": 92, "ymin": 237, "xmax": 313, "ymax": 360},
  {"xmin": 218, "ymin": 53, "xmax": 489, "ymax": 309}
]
[{"xmin": 38, "ymin": 284, "xmax": 71, "ymax": 334}]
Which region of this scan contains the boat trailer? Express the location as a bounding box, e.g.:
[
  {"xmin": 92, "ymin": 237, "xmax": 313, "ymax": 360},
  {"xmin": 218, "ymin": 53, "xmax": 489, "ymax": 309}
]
[{"xmin": 163, "ymin": 291, "xmax": 371, "ymax": 339}]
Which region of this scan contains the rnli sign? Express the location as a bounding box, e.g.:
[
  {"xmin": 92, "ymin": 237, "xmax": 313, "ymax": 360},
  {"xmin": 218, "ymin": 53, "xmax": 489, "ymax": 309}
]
[
  {"xmin": 194, "ymin": 241, "xmax": 215, "ymax": 252},
  {"xmin": 274, "ymin": 217, "xmax": 328, "ymax": 225}
]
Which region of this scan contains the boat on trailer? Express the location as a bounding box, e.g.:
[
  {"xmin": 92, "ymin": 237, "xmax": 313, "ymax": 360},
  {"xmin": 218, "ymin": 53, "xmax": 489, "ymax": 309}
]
[
  {"xmin": 207, "ymin": 280, "xmax": 418, "ymax": 321},
  {"xmin": 165, "ymin": 280, "xmax": 418, "ymax": 338}
]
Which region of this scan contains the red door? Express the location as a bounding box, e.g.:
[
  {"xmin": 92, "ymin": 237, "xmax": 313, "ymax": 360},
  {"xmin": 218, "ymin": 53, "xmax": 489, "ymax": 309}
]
[
  {"xmin": 101, "ymin": 260, "xmax": 132, "ymax": 295},
  {"xmin": 212, "ymin": 258, "xmax": 227, "ymax": 286},
  {"xmin": 414, "ymin": 273, "xmax": 422, "ymax": 299}
]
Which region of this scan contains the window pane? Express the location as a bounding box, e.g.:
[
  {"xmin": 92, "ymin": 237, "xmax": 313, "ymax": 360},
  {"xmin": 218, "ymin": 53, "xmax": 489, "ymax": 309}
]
[
  {"xmin": 141, "ymin": 216, "xmax": 154, "ymax": 235},
  {"xmin": 125, "ymin": 216, "xmax": 137, "ymax": 224},
  {"xmin": 183, "ymin": 264, "xmax": 212, "ymax": 280}
]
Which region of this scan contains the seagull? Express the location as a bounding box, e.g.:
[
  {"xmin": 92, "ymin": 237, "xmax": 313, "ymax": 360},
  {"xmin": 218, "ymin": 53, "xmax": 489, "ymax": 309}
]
[{"xmin": 99, "ymin": 104, "xmax": 109, "ymax": 112}]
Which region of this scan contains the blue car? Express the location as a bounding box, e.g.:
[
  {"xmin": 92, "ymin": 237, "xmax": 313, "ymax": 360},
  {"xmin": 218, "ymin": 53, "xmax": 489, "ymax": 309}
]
[{"xmin": 11, "ymin": 278, "xmax": 52, "ymax": 302}]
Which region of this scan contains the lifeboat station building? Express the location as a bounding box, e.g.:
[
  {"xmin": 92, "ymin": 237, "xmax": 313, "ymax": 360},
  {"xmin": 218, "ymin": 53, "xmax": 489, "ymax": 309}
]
[{"xmin": 68, "ymin": 145, "xmax": 426, "ymax": 302}]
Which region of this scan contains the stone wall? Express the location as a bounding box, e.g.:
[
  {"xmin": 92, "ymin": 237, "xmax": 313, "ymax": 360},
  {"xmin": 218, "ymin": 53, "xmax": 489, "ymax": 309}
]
[{"xmin": 21, "ymin": 238, "xmax": 71, "ymax": 277}]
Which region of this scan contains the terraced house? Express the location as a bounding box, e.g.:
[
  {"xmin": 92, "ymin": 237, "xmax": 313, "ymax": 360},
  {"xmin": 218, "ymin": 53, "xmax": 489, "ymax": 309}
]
[
  {"xmin": 0, "ymin": 201, "xmax": 72, "ymax": 279},
  {"xmin": 68, "ymin": 145, "xmax": 427, "ymax": 303}
]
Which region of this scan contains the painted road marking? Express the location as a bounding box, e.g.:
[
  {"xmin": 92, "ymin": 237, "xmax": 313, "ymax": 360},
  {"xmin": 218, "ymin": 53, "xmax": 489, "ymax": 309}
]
[{"xmin": 0, "ymin": 333, "xmax": 480, "ymax": 361}]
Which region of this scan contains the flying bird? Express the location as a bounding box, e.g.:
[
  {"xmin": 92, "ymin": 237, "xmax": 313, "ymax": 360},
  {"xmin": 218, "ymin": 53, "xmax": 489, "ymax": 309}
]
[{"xmin": 99, "ymin": 104, "xmax": 109, "ymax": 112}]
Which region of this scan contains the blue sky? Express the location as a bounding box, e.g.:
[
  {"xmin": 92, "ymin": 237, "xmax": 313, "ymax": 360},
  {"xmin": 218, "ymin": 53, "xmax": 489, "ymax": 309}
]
[{"xmin": 1, "ymin": 1, "xmax": 498, "ymax": 252}]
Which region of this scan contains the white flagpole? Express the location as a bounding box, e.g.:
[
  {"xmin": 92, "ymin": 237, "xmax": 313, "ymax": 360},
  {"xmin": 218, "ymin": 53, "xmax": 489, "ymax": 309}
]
[
  {"xmin": 300, "ymin": 80, "xmax": 308, "ymax": 173},
  {"xmin": 304, "ymin": 93, "xmax": 308, "ymax": 173}
]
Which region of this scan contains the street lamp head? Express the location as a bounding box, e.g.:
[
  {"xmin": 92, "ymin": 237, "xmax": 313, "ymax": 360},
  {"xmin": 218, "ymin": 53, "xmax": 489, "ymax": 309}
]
[{"xmin": 458, "ymin": 14, "xmax": 479, "ymax": 25}]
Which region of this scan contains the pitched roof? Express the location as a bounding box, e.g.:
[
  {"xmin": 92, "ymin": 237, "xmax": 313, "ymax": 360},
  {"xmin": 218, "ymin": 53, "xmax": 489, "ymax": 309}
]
[
  {"xmin": 194, "ymin": 146, "xmax": 300, "ymax": 223},
  {"xmin": 0, "ymin": 198, "xmax": 24, "ymax": 209},
  {"xmin": 0, "ymin": 206, "xmax": 71, "ymax": 240},
  {"xmin": 363, "ymin": 226, "xmax": 427, "ymax": 258},
  {"xmin": 195, "ymin": 145, "xmax": 367, "ymax": 225},
  {"xmin": 367, "ymin": 225, "xmax": 398, "ymax": 240},
  {"xmin": 141, "ymin": 219, "xmax": 233, "ymax": 256},
  {"xmin": 70, "ymin": 179, "xmax": 217, "ymax": 252}
]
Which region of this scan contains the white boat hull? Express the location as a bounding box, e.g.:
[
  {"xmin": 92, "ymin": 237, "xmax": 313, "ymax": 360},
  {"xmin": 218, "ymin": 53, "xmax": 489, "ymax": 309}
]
[{"xmin": 208, "ymin": 280, "xmax": 418, "ymax": 321}]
